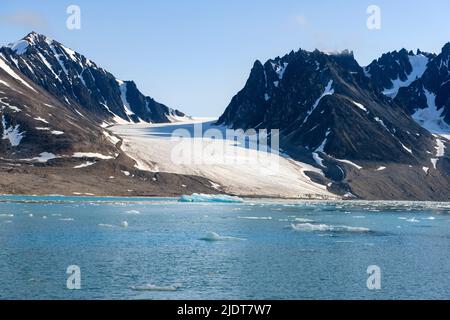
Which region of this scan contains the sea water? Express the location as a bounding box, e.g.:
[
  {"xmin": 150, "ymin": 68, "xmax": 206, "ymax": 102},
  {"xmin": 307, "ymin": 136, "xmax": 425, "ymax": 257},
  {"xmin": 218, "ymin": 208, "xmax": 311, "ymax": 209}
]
[{"xmin": 0, "ymin": 195, "xmax": 449, "ymax": 300}]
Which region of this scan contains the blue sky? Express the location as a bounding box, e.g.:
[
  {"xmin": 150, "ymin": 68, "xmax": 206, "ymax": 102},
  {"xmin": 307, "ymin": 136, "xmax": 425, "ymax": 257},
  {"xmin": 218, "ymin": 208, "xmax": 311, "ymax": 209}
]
[{"xmin": 1, "ymin": 0, "xmax": 449, "ymax": 116}]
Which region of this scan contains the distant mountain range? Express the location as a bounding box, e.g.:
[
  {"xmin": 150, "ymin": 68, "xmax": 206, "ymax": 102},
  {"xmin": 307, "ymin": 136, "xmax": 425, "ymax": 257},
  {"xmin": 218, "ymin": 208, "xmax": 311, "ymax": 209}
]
[
  {"xmin": 1, "ymin": 32, "xmax": 449, "ymax": 200},
  {"xmin": 218, "ymin": 45, "xmax": 450, "ymax": 200}
]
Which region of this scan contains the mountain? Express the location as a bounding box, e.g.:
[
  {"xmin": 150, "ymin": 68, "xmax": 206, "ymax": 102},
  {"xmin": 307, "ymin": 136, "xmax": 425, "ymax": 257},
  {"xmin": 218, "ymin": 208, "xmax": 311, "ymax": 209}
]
[
  {"xmin": 0, "ymin": 32, "xmax": 215, "ymax": 196},
  {"xmin": 364, "ymin": 49, "xmax": 435, "ymax": 98},
  {"xmin": 218, "ymin": 47, "xmax": 450, "ymax": 201},
  {"xmin": 395, "ymin": 44, "xmax": 450, "ymax": 133},
  {"xmin": 0, "ymin": 32, "xmax": 185, "ymax": 126}
]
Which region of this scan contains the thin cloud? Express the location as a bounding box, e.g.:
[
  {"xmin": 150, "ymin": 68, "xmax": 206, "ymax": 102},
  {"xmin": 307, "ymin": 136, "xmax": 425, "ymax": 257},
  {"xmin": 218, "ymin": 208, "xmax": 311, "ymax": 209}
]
[
  {"xmin": 0, "ymin": 11, "xmax": 48, "ymax": 29},
  {"xmin": 295, "ymin": 15, "xmax": 308, "ymax": 27}
]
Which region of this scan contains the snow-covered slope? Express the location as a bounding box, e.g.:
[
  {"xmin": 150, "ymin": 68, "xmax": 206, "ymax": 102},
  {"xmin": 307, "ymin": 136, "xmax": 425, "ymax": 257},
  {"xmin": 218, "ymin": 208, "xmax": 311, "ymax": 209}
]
[{"xmin": 111, "ymin": 119, "xmax": 336, "ymax": 199}]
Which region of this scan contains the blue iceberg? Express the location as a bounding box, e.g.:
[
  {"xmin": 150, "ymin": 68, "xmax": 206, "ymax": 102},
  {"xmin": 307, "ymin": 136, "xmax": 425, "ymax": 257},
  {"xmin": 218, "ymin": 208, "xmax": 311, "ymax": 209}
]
[{"xmin": 178, "ymin": 193, "xmax": 244, "ymax": 203}]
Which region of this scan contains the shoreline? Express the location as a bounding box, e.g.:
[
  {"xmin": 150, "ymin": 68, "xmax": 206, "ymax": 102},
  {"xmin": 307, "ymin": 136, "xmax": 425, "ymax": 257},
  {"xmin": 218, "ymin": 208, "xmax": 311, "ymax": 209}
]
[{"xmin": 2, "ymin": 193, "xmax": 450, "ymax": 204}]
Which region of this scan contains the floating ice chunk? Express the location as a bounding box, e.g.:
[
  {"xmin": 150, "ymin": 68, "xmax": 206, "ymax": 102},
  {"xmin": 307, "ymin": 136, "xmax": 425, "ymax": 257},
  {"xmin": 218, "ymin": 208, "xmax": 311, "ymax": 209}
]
[
  {"xmin": 294, "ymin": 218, "xmax": 314, "ymax": 223},
  {"xmin": 199, "ymin": 232, "xmax": 246, "ymax": 241},
  {"xmin": 98, "ymin": 223, "xmax": 114, "ymax": 228},
  {"xmin": 237, "ymin": 216, "xmax": 272, "ymax": 220},
  {"xmin": 0, "ymin": 214, "xmax": 14, "ymax": 217},
  {"xmin": 179, "ymin": 193, "xmax": 244, "ymax": 203},
  {"xmin": 131, "ymin": 283, "xmax": 182, "ymax": 292},
  {"xmin": 124, "ymin": 210, "xmax": 140, "ymax": 215},
  {"xmin": 290, "ymin": 223, "xmax": 370, "ymax": 233},
  {"xmin": 121, "ymin": 221, "xmax": 129, "ymax": 228}
]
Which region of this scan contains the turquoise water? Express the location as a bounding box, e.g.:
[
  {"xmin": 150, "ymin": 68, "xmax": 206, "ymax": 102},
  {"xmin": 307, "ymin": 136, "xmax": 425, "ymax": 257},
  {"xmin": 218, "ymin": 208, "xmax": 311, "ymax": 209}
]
[{"xmin": 0, "ymin": 195, "xmax": 449, "ymax": 300}]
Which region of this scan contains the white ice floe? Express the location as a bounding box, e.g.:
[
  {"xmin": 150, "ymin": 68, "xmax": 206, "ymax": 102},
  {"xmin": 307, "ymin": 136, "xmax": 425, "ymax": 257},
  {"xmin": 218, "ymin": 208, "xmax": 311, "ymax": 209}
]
[
  {"xmin": 179, "ymin": 194, "xmax": 244, "ymax": 203},
  {"xmin": 131, "ymin": 283, "xmax": 182, "ymax": 292},
  {"xmin": 377, "ymin": 166, "xmax": 386, "ymax": 171},
  {"xmin": 124, "ymin": 210, "xmax": 140, "ymax": 215},
  {"xmin": 290, "ymin": 223, "xmax": 370, "ymax": 233},
  {"xmin": 237, "ymin": 216, "xmax": 272, "ymax": 220},
  {"xmin": 98, "ymin": 223, "xmax": 114, "ymax": 228},
  {"xmin": 199, "ymin": 232, "xmax": 246, "ymax": 242}
]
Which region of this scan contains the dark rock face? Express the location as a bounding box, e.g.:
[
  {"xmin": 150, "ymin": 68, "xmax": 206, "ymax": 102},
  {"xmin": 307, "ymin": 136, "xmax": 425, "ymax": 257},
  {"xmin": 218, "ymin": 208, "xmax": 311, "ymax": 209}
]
[
  {"xmin": 364, "ymin": 49, "xmax": 435, "ymax": 97},
  {"xmin": 219, "ymin": 49, "xmax": 434, "ymax": 162},
  {"xmin": 218, "ymin": 47, "xmax": 450, "ymax": 201},
  {"xmin": 395, "ymin": 43, "xmax": 450, "ymax": 124},
  {"xmin": 0, "ymin": 32, "xmax": 184, "ymax": 125}
]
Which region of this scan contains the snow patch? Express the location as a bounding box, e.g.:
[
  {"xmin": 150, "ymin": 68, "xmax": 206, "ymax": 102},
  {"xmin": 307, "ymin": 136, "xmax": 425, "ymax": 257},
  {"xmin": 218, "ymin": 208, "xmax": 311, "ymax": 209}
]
[
  {"xmin": 351, "ymin": 100, "xmax": 368, "ymax": 113},
  {"xmin": 2, "ymin": 116, "xmax": 24, "ymax": 147},
  {"xmin": 0, "ymin": 56, "xmax": 37, "ymax": 92},
  {"xmin": 116, "ymin": 80, "xmax": 135, "ymax": 117},
  {"xmin": 74, "ymin": 161, "xmax": 96, "ymax": 169},
  {"xmin": 302, "ymin": 80, "xmax": 334, "ymax": 125},
  {"xmin": 412, "ymin": 88, "xmax": 450, "ymax": 139},
  {"xmin": 382, "ymin": 54, "xmax": 429, "ymax": 98},
  {"xmin": 72, "ymin": 152, "xmax": 114, "ymax": 160}
]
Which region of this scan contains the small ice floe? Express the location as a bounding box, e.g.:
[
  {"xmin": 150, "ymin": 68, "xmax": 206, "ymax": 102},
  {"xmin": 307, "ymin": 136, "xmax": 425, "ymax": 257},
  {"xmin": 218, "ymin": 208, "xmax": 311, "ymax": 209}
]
[
  {"xmin": 423, "ymin": 216, "xmax": 436, "ymax": 220},
  {"xmin": 51, "ymin": 214, "xmax": 62, "ymax": 217},
  {"xmin": 199, "ymin": 232, "xmax": 246, "ymax": 242},
  {"xmin": 290, "ymin": 223, "xmax": 370, "ymax": 233},
  {"xmin": 42, "ymin": 216, "xmax": 48, "ymax": 219},
  {"xmin": 293, "ymin": 218, "xmax": 314, "ymax": 223},
  {"xmin": 353, "ymin": 216, "xmax": 366, "ymax": 219},
  {"xmin": 0, "ymin": 214, "xmax": 14, "ymax": 217},
  {"xmin": 131, "ymin": 283, "xmax": 182, "ymax": 292},
  {"xmin": 98, "ymin": 224, "xmax": 114, "ymax": 228},
  {"xmin": 124, "ymin": 210, "xmax": 140, "ymax": 215},
  {"xmin": 28, "ymin": 214, "xmax": 33, "ymax": 217},
  {"xmin": 179, "ymin": 193, "xmax": 244, "ymax": 203},
  {"xmin": 406, "ymin": 218, "xmax": 420, "ymax": 223},
  {"xmin": 237, "ymin": 216, "xmax": 272, "ymax": 220},
  {"xmin": 59, "ymin": 218, "xmax": 74, "ymax": 221},
  {"xmin": 121, "ymin": 221, "xmax": 129, "ymax": 228}
]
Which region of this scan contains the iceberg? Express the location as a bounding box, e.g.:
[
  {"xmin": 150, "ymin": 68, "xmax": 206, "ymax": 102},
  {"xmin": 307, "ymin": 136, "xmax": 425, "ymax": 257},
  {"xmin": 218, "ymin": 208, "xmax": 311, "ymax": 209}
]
[
  {"xmin": 199, "ymin": 232, "xmax": 246, "ymax": 242},
  {"xmin": 178, "ymin": 193, "xmax": 244, "ymax": 203}
]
